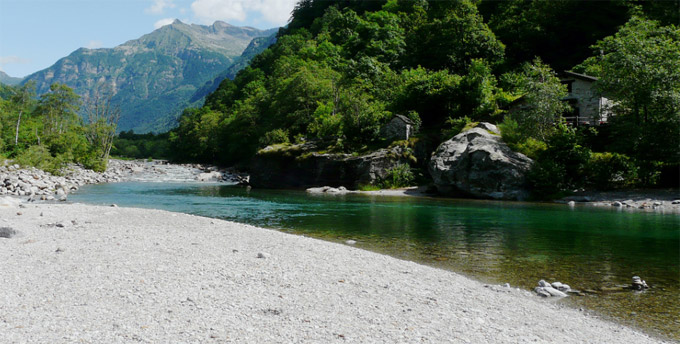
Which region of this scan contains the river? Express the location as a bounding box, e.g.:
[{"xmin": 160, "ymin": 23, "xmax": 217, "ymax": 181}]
[{"xmin": 70, "ymin": 181, "xmax": 680, "ymax": 340}]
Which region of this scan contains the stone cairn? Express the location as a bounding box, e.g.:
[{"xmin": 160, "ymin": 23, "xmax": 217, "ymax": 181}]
[{"xmin": 631, "ymin": 276, "xmax": 649, "ymax": 290}]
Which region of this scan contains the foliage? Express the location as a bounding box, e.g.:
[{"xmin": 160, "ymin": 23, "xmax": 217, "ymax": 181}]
[
  {"xmin": 527, "ymin": 124, "xmax": 592, "ymax": 199},
  {"xmin": 0, "ymin": 83, "xmax": 117, "ymax": 172},
  {"xmin": 577, "ymin": 16, "xmax": 680, "ymax": 166},
  {"xmin": 260, "ymin": 129, "xmax": 290, "ymax": 146},
  {"xmin": 378, "ymin": 163, "xmax": 415, "ymax": 189},
  {"xmin": 111, "ymin": 131, "xmax": 171, "ymax": 160},
  {"xmin": 498, "ymin": 117, "xmax": 547, "ymax": 159},
  {"xmin": 503, "ymin": 58, "xmax": 569, "ymax": 141},
  {"xmin": 171, "ymin": 1, "xmax": 507, "ymax": 164},
  {"xmin": 165, "ymin": 0, "xmax": 677, "ymax": 194},
  {"xmin": 443, "ymin": 116, "xmax": 474, "ymax": 139},
  {"xmin": 478, "ymin": 0, "xmax": 631, "ymax": 72},
  {"xmin": 14, "ymin": 145, "xmax": 66, "ymax": 175},
  {"xmin": 586, "ymin": 152, "xmax": 637, "ymax": 189}
]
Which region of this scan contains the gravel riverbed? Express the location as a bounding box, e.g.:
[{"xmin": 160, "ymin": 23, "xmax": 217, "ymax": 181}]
[{"xmin": 0, "ymin": 203, "xmax": 670, "ymax": 343}]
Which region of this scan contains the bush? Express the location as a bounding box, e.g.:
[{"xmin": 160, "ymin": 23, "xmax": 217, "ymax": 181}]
[
  {"xmin": 526, "ymin": 124, "xmax": 592, "ymax": 199},
  {"xmin": 379, "ymin": 163, "xmax": 415, "ymax": 189},
  {"xmin": 14, "ymin": 145, "xmax": 65, "ymax": 175},
  {"xmin": 260, "ymin": 129, "xmax": 290, "ymax": 146},
  {"xmin": 586, "ymin": 152, "xmax": 637, "ymax": 189},
  {"xmin": 443, "ymin": 116, "xmax": 474, "ymax": 139},
  {"xmin": 499, "ymin": 116, "xmax": 547, "ymax": 159}
]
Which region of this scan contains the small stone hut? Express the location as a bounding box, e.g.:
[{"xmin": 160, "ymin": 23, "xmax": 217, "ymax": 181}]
[
  {"xmin": 561, "ymin": 71, "xmax": 614, "ymax": 126},
  {"xmin": 380, "ymin": 114, "xmax": 414, "ymax": 142}
]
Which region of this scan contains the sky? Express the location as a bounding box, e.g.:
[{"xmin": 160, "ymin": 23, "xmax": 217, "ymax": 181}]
[{"xmin": 0, "ymin": 0, "xmax": 297, "ymax": 78}]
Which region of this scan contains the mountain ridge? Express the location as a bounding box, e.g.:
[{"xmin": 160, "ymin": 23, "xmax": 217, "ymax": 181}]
[{"xmin": 22, "ymin": 20, "xmax": 277, "ymax": 132}]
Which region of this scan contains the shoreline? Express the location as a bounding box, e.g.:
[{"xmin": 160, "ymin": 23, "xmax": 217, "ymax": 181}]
[
  {"xmin": 308, "ymin": 185, "xmax": 680, "ymax": 214},
  {"xmin": 0, "ymin": 202, "xmax": 671, "ymax": 343}
]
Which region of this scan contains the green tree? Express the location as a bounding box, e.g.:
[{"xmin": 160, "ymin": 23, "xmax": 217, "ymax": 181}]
[
  {"xmin": 36, "ymin": 83, "xmax": 82, "ymax": 141},
  {"xmin": 504, "ymin": 58, "xmax": 569, "ymax": 141},
  {"xmin": 578, "ymin": 16, "xmax": 680, "ymax": 167},
  {"xmin": 9, "ymin": 82, "xmax": 36, "ymax": 147}
]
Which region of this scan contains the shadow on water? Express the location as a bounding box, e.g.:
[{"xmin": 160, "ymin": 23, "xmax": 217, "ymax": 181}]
[{"xmin": 70, "ymin": 182, "xmax": 680, "ymax": 340}]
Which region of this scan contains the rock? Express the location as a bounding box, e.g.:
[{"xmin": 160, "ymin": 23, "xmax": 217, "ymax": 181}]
[
  {"xmin": 197, "ymin": 171, "xmax": 224, "ymax": 182},
  {"xmin": 251, "ymin": 143, "xmax": 411, "ymax": 189},
  {"xmin": 256, "ymin": 252, "xmax": 268, "ymax": 259},
  {"xmin": 612, "ymin": 201, "xmax": 622, "ymax": 207},
  {"xmin": 538, "ymin": 280, "xmax": 551, "ymax": 288},
  {"xmin": 543, "ymin": 286, "xmax": 568, "ymax": 297},
  {"xmin": 631, "ymin": 276, "xmax": 649, "ymax": 290},
  {"xmin": 534, "ymin": 288, "xmax": 551, "ymax": 298},
  {"xmin": 503, "ymin": 283, "xmax": 511, "ymax": 288},
  {"xmin": 0, "ymin": 227, "xmax": 17, "ymax": 238},
  {"xmin": 672, "ymin": 200, "xmax": 680, "ymax": 205},
  {"xmin": 567, "ymin": 201, "xmax": 575, "ymax": 207},
  {"xmin": 428, "ymin": 122, "xmax": 533, "ymax": 200},
  {"xmin": 345, "ymin": 240, "xmax": 357, "ymax": 245}
]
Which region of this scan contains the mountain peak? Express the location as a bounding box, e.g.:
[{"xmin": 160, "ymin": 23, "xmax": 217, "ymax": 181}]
[
  {"xmin": 172, "ymin": 19, "xmax": 183, "ymax": 25},
  {"xmin": 212, "ymin": 21, "xmax": 233, "ymax": 28}
]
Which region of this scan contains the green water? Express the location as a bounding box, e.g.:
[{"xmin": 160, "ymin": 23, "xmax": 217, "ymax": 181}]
[{"xmin": 70, "ymin": 182, "xmax": 680, "ymax": 340}]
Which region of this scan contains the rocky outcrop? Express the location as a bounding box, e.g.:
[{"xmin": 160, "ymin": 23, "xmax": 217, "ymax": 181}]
[
  {"xmin": 428, "ymin": 122, "xmax": 533, "ymax": 200},
  {"xmin": 249, "ymin": 143, "xmax": 411, "ymax": 189}
]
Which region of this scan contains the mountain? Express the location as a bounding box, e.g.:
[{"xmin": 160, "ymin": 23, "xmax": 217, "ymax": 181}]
[
  {"xmin": 22, "ymin": 20, "xmax": 277, "ymax": 132},
  {"xmin": 188, "ymin": 32, "xmax": 278, "ymax": 104},
  {"xmin": 0, "ymin": 71, "xmax": 23, "ymax": 85}
]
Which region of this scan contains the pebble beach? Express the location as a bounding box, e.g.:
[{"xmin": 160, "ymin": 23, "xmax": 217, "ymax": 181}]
[{"xmin": 0, "ymin": 203, "xmax": 670, "ymax": 343}]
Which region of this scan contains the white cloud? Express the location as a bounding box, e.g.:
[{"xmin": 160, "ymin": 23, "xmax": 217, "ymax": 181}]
[
  {"xmin": 154, "ymin": 18, "xmax": 177, "ymax": 29},
  {"xmin": 0, "ymin": 56, "xmax": 30, "ymax": 65},
  {"xmin": 191, "ymin": 0, "xmax": 296, "ymax": 26},
  {"xmin": 86, "ymin": 40, "xmax": 103, "ymax": 49},
  {"xmin": 146, "ymin": 0, "xmax": 176, "ymax": 14}
]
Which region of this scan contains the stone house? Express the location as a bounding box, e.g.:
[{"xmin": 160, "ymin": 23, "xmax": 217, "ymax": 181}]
[
  {"xmin": 380, "ymin": 114, "xmax": 414, "ymax": 141},
  {"xmin": 560, "ymin": 71, "xmax": 614, "ymax": 126},
  {"xmin": 507, "ymin": 71, "xmax": 614, "ymax": 126}
]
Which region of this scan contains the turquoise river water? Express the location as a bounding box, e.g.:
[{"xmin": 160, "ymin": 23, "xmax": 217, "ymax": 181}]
[{"xmin": 70, "ymin": 182, "xmax": 680, "ymax": 340}]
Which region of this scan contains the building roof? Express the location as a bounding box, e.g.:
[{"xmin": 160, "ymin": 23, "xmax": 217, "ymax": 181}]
[
  {"xmin": 393, "ymin": 114, "xmax": 413, "ymax": 124},
  {"xmin": 563, "ymin": 70, "xmax": 599, "ymax": 82}
]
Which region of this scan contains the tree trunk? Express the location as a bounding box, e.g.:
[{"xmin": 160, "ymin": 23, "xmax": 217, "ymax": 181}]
[{"xmin": 14, "ymin": 110, "xmax": 22, "ymax": 145}]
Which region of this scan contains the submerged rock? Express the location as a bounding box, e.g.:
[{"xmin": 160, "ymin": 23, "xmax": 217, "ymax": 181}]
[{"xmin": 428, "ymin": 122, "xmax": 533, "ymax": 200}]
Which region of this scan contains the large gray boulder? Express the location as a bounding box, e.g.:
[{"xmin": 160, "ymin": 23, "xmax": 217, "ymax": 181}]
[{"xmin": 428, "ymin": 122, "xmax": 533, "ymax": 200}]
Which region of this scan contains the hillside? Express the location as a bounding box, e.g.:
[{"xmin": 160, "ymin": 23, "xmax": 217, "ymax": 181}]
[
  {"xmin": 22, "ymin": 20, "xmax": 277, "ymax": 132},
  {"xmin": 0, "ymin": 71, "xmax": 22, "ymax": 86}
]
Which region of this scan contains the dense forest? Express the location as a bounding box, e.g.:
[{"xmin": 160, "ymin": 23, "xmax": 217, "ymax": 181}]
[
  {"xmin": 1, "ymin": 0, "xmax": 677, "ymax": 197},
  {"xmin": 0, "ymin": 82, "xmax": 118, "ymax": 173},
  {"xmin": 167, "ymin": 0, "xmax": 679, "ymax": 197}
]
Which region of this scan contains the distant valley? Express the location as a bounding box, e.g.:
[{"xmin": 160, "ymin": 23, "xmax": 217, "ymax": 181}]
[{"xmin": 19, "ymin": 20, "xmax": 277, "ymax": 133}]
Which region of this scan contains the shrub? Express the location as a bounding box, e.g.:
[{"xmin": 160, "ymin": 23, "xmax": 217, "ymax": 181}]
[
  {"xmin": 260, "ymin": 129, "xmax": 290, "ymax": 146},
  {"xmin": 499, "ymin": 116, "xmax": 547, "ymax": 159},
  {"xmin": 443, "ymin": 116, "xmax": 474, "ymax": 139},
  {"xmin": 586, "ymin": 152, "xmax": 637, "ymax": 189},
  {"xmin": 14, "ymin": 145, "xmax": 65, "ymax": 175},
  {"xmin": 379, "ymin": 163, "xmax": 415, "ymax": 189}
]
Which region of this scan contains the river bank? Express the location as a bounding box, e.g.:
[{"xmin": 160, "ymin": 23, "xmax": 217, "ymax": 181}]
[
  {"xmin": 0, "ymin": 202, "xmax": 670, "ymax": 343},
  {"xmin": 0, "ymin": 159, "xmax": 234, "ymax": 200}
]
